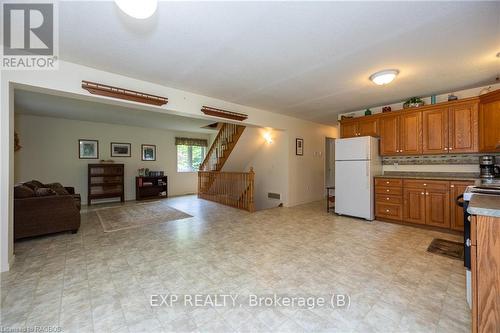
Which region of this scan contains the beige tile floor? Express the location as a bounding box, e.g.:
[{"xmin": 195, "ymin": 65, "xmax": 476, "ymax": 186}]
[{"xmin": 1, "ymin": 196, "xmax": 470, "ymax": 332}]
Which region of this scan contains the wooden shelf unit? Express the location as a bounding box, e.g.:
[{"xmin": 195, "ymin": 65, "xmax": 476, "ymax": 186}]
[
  {"xmin": 135, "ymin": 176, "xmax": 168, "ymax": 201},
  {"xmin": 88, "ymin": 164, "xmax": 124, "ymax": 205}
]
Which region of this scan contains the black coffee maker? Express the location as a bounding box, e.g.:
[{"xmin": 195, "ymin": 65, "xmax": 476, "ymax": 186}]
[{"xmin": 479, "ymin": 155, "xmax": 500, "ymax": 179}]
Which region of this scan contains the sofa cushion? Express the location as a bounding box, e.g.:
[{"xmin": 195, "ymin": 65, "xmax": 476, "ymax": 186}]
[
  {"xmin": 35, "ymin": 187, "xmax": 57, "ymax": 197},
  {"xmin": 45, "ymin": 183, "xmax": 70, "ymax": 195},
  {"xmin": 24, "ymin": 180, "xmax": 44, "ymax": 190},
  {"xmin": 14, "ymin": 185, "xmax": 35, "ymax": 199}
]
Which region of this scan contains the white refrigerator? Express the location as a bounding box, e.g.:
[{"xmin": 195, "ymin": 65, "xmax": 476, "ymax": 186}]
[{"xmin": 334, "ymin": 136, "xmax": 382, "ymax": 220}]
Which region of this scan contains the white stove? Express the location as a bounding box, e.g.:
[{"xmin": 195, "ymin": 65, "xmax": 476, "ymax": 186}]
[{"xmin": 463, "ymin": 184, "xmax": 500, "ymax": 201}]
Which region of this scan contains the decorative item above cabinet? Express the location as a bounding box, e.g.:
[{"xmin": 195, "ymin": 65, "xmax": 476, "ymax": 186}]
[{"xmin": 339, "ymin": 88, "xmax": 500, "ymax": 155}]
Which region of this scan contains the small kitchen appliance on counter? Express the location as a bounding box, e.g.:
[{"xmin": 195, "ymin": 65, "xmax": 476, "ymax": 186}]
[{"xmin": 479, "ymin": 155, "xmax": 500, "ymax": 181}]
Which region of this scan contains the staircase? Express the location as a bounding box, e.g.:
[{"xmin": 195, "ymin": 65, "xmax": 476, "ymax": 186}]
[
  {"xmin": 199, "ymin": 123, "xmax": 245, "ymax": 172},
  {"xmin": 198, "ymin": 123, "xmax": 254, "ymax": 212}
]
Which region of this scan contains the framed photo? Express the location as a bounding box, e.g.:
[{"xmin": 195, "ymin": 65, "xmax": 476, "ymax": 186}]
[
  {"xmin": 79, "ymin": 139, "xmax": 99, "ymax": 159},
  {"xmin": 111, "ymin": 142, "xmax": 131, "ymax": 157},
  {"xmin": 296, "ymin": 138, "xmax": 304, "ymax": 156},
  {"xmin": 141, "ymin": 144, "xmax": 156, "ymax": 161}
]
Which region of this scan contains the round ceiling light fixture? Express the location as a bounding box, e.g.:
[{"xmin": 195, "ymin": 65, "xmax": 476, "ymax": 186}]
[
  {"xmin": 115, "ymin": 0, "xmax": 158, "ymax": 19},
  {"xmin": 369, "ymin": 69, "xmax": 399, "ymax": 85}
]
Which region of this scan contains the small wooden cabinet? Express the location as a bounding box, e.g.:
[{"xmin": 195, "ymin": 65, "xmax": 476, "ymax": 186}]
[
  {"xmin": 136, "ymin": 176, "xmax": 168, "ymax": 201},
  {"xmin": 375, "ymin": 178, "xmax": 403, "ymax": 221},
  {"xmin": 448, "ymin": 102, "xmax": 478, "ymax": 153},
  {"xmin": 340, "ymin": 121, "xmax": 358, "ymax": 138},
  {"xmin": 400, "ymin": 111, "xmax": 422, "ymax": 155},
  {"xmin": 425, "ymin": 188, "xmax": 450, "ymax": 228}
]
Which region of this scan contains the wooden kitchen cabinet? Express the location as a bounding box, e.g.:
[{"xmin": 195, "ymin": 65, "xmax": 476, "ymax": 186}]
[
  {"xmin": 340, "ymin": 121, "xmax": 358, "ymax": 138},
  {"xmin": 379, "ymin": 114, "xmax": 400, "ymax": 155},
  {"xmin": 478, "ymin": 90, "xmax": 500, "ymax": 152},
  {"xmin": 358, "ymin": 117, "xmax": 379, "ymax": 137},
  {"xmin": 425, "ymin": 188, "xmax": 450, "ymax": 228},
  {"xmin": 470, "ymin": 215, "xmax": 500, "ymax": 333},
  {"xmin": 448, "ymin": 102, "xmax": 478, "ymax": 153},
  {"xmin": 400, "ymin": 111, "xmax": 422, "ymax": 155},
  {"xmin": 450, "ymin": 181, "xmax": 474, "ymax": 231},
  {"xmin": 403, "ymin": 187, "xmax": 426, "ymax": 225},
  {"xmin": 423, "ymin": 107, "xmax": 448, "ymax": 154}
]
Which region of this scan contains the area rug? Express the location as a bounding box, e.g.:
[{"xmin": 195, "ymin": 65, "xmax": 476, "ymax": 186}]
[
  {"xmin": 427, "ymin": 238, "xmax": 464, "ymax": 261},
  {"xmin": 96, "ymin": 201, "xmax": 192, "ymax": 232}
]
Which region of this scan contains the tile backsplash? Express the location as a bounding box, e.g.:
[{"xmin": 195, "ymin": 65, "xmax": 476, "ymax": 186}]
[{"xmin": 382, "ymin": 154, "xmax": 500, "ymax": 165}]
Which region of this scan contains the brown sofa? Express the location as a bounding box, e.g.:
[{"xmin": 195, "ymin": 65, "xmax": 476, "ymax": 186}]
[{"xmin": 14, "ymin": 181, "xmax": 81, "ymax": 240}]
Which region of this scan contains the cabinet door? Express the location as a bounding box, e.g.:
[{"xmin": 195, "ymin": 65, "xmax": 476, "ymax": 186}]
[
  {"xmin": 403, "ymin": 188, "xmax": 426, "ymax": 225},
  {"xmin": 400, "ymin": 111, "xmax": 422, "ymax": 154},
  {"xmin": 358, "ymin": 118, "xmax": 379, "ymax": 137},
  {"xmin": 479, "ymin": 100, "xmax": 500, "ymax": 152},
  {"xmin": 340, "ymin": 121, "xmax": 358, "ymax": 138},
  {"xmin": 449, "ymin": 102, "xmax": 478, "ymax": 153},
  {"xmin": 423, "ymin": 108, "xmax": 448, "ymax": 154},
  {"xmin": 425, "ymin": 189, "xmax": 450, "ymax": 228},
  {"xmin": 379, "ymin": 114, "xmax": 400, "ymax": 156},
  {"xmin": 450, "ymin": 181, "xmax": 473, "ymax": 231}
]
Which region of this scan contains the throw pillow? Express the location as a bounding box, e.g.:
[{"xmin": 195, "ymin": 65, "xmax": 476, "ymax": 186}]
[
  {"xmin": 35, "ymin": 188, "xmax": 57, "ymax": 197},
  {"xmin": 14, "ymin": 185, "xmax": 35, "ymax": 199},
  {"xmin": 23, "ymin": 180, "xmax": 44, "ymax": 190},
  {"xmin": 44, "ymin": 183, "xmax": 69, "ymax": 195}
]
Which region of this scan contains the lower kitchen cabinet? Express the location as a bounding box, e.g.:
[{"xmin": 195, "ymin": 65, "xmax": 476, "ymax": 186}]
[
  {"xmin": 425, "ymin": 189, "xmax": 450, "ymax": 228},
  {"xmin": 470, "ymin": 215, "xmax": 500, "ymax": 332},
  {"xmin": 450, "ymin": 181, "xmax": 475, "ymax": 231},
  {"xmin": 403, "ymin": 188, "xmax": 426, "ymax": 225},
  {"xmin": 376, "ymin": 177, "xmax": 472, "ymax": 232}
]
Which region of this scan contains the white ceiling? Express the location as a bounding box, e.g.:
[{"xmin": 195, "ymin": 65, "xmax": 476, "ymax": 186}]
[
  {"xmin": 14, "ymin": 89, "xmax": 216, "ymax": 133},
  {"xmin": 59, "ymin": 1, "xmax": 500, "ymax": 125}
]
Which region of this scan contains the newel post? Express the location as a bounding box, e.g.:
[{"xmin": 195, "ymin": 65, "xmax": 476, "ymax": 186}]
[{"xmin": 248, "ymin": 167, "xmax": 255, "ymax": 212}]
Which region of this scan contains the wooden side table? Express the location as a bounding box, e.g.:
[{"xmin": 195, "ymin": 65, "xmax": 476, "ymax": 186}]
[{"xmin": 326, "ymin": 186, "xmax": 335, "ymax": 212}]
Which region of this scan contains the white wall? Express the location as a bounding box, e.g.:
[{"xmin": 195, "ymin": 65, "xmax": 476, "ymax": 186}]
[
  {"xmin": 223, "ymin": 127, "xmax": 288, "ymax": 210},
  {"xmin": 15, "ymin": 115, "xmax": 209, "ymax": 204},
  {"xmin": 1, "ymin": 61, "xmax": 337, "ymax": 271}
]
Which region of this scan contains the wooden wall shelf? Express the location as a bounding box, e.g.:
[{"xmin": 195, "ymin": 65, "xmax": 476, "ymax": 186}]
[
  {"xmin": 201, "ymin": 106, "xmax": 248, "ymax": 121},
  {"xmin": 82, "ymin": 80, "xmax": 168, "ymax": 106}
]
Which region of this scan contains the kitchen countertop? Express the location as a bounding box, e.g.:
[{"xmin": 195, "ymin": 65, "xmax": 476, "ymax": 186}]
[
  {"xmin": 375, "ymin": 172, "xmax": 480, "ymax": 182},
  {"xmin": 467, "ymin": 194, "xmax": 500, "ymax": 218}
]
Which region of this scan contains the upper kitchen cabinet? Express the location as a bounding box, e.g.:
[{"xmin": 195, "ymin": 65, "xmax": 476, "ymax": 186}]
[
  {"xmin": 422, "ymin": 107, "xmax": 448, "ymax": 154},
  {"xmin": 339, "ymin": 117, "xmax": 379, "ymax": 138},
  {"xmin": 479, "ymin": 90, "xmax": 500, "ymax": 152},
  {"xmin": 340, "ymin": 120, "xmax": 358, "ymax": 138},
  {"xmin": 400, "ymin": 111, "xmax": 422, "ymax": 155},
  {"xmin": 358, "ymin": 117, "xmax": 379, "ymax": 137},
  {"xmin": 448, "ymin": 101, "xmax": 478, "ymax": 153},
  {"xmin": 379, "ymin": 114, "xmax": 400, "ymax": 155}
]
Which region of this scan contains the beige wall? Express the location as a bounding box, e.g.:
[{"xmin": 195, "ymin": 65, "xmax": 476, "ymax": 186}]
[{"xmin": 15, "ymin": 115, "xmax": 211, "ymax": 204}]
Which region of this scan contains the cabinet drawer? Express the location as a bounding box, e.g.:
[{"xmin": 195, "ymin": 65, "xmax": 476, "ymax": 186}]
[
  {"xmin": 375, "ymin": 178, "xmax": 403, "ymax": 187},
  {"xmin": 376, "ymin": 203, "xmax": 403, "ymax": 221},
  {"xmin": 403, "ymin": 179, "xmax": 449, "ymax": 190},
  {"xmin": 375, "ymin": 186, "xmax": 403, "ymax": 196},
  {"xmin": 376, "ymin": 194, "xmax": 402, "ymax": 204}
]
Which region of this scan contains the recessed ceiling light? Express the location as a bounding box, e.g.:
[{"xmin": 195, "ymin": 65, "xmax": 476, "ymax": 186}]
[
  {"xmin": 369, "ymin": 69, "xmax": 399, "ymax": 85},
  {"xmin": 115, "ymin": 0, "xmax": 158, "ymax": 19}
]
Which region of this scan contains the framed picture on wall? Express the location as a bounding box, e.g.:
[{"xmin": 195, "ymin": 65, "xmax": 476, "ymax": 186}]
[
  {"xmin": 79, "ymin": 139, "xmax": 99, "ymax": 159},
  {"xmin": 141, "ymin": 144, "xmax": 156, "ymax": 161},
  {"xmin": 296, "ymin": 138, "xmax": 304, "ymax": 156},
  {"xmin": 111, "ymin": 142, "xmax": 131, "ymax": 157}
]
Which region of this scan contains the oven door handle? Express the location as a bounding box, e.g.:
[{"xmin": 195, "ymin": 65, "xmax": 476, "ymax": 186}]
[{"xmin": 456, "ymin": 194, "xmax": 464, "ymax": 207}]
